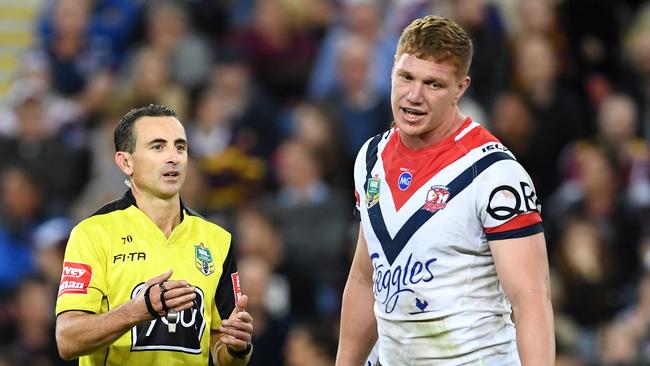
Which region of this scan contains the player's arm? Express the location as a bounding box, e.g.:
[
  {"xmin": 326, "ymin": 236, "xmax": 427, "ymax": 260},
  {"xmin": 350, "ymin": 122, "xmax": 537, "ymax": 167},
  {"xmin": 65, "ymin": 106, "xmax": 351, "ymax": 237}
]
[
  {"xmin": 489, "ymin": 232, "xmax": 555, "ymax": 365},
  {"xmin": 336, "ymin": 227, "xmax": 378, "ymax": 366},
  {"xmin": 210, "ymin": 295, "xmax": 253, "ymax": 366},
  {"xmin": 56, "ymin": 270, "xmax": 196, "ymax": 360}
]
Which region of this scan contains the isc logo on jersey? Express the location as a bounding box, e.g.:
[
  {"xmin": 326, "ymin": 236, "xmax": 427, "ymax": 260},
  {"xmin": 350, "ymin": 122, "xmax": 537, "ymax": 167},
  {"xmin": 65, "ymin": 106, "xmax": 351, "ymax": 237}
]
[
  {"xmin": 398, "ymin": 172, "xmax": 412, "ymax": 191},
  {"xmin": 58, "ymin": 261, "xmax": 93, "ymax": 296}
]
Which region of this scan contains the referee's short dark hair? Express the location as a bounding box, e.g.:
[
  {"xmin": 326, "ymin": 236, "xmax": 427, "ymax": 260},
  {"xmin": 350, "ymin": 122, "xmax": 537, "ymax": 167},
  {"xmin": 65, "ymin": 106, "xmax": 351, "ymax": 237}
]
[{"xmin": 114, "ymin": 104, "xmax": 178, "ymax": 153}]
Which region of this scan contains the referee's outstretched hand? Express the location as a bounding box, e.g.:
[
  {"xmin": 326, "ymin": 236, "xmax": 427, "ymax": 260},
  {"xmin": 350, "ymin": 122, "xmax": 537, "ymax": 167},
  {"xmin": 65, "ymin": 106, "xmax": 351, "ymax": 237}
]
[
  {"xmin": 218, "ymin": 295, "xmax": 253, "ymax": 351},
  {"xmin": 133, "ymin": 270, "xmax": 197, "ymax": 321}
]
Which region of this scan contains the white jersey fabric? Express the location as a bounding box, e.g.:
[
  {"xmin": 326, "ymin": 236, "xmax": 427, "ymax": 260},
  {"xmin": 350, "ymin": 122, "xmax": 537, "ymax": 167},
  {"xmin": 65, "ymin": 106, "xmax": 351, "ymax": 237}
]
[{"xmin": 353, "ymin": 118, "xmax": 543, "ymax": 366}]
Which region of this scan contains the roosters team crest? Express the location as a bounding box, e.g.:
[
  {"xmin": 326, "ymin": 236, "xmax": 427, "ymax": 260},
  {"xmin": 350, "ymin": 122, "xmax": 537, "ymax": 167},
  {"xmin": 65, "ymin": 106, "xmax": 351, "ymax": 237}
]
[{"xmin": 424, "ymin": 185, "xmax": 450, "ymax": 212}]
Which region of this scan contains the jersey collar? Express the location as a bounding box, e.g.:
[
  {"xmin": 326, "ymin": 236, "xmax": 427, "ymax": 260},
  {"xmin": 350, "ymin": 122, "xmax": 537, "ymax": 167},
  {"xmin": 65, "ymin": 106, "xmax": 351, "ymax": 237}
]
[{"xmin": 123, "ymin": 189, "xmax": 187, "ymax": 222}]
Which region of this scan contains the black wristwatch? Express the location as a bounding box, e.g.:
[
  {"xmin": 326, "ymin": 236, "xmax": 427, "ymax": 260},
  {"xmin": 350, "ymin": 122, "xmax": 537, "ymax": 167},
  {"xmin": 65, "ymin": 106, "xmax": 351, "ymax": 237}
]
[{"xmin": 227, "ymin": 343, "xmax": 252, "ymax": 358}]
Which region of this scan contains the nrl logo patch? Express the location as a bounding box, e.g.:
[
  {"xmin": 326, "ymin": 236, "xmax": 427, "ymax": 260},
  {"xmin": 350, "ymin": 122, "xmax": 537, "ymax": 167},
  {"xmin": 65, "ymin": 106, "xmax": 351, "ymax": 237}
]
[
  {"xmin": 366, "ymin": 175, "xmax": 382, "ymax": 208},
  {"xmin": 194, "ymin": 243, "xmax": 215, "ymax": 276}
]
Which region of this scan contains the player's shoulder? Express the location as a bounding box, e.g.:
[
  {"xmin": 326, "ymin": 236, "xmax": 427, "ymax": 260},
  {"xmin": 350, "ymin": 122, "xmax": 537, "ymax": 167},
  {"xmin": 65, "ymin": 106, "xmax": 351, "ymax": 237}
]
[
  {"xmin": 454, "ymin": 120, "xmax": 501, "ymax": 150},
  {"xmin": 355, "ymin": 128, "xmax": 395, "ymax": 161},
  {"xmin": 456, "ymin": 120, "xmax": 523, "ymax": 163}
]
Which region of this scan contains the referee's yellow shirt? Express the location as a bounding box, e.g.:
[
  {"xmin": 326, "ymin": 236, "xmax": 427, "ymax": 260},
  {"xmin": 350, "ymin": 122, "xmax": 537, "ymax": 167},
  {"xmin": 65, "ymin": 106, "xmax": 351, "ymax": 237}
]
[{"xmin": 56, "ymin": 190, "xmax": 239, "ymax": 366}]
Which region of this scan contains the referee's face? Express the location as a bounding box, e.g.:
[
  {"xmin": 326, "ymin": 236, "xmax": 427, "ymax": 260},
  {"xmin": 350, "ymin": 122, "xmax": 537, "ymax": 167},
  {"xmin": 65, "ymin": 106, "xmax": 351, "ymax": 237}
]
[{"xmin": 129, "ymin": 116, "xmax": 188, "ymax": 199}]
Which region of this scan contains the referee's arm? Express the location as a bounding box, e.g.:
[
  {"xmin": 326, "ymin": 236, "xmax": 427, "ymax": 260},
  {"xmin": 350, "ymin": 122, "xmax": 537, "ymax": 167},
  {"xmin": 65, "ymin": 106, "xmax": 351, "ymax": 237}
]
[
  {"xmin": 56, "ymin": 270, "xmax": 195, "ymax": 359},
  {"xmin": 210, "ymin": 294, "xmax": 253, "ymax": 366}
]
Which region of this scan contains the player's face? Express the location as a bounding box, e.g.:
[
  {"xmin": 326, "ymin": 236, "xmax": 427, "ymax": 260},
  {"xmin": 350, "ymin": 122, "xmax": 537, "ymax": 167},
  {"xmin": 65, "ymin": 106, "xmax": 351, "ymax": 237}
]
[
  {"xmin": 391, "ymin": 53, "xmax": 469, "ymax": 146},
  {"xmin": 130, "ymin": 116, "xmax": 188, "ymax": 199}
]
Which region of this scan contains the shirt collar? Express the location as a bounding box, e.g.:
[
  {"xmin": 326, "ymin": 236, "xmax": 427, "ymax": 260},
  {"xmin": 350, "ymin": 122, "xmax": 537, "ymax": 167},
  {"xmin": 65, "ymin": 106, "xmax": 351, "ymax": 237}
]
[{"xmin": 122, "ymin": 189, "xmax": 186, "ymax": 221}]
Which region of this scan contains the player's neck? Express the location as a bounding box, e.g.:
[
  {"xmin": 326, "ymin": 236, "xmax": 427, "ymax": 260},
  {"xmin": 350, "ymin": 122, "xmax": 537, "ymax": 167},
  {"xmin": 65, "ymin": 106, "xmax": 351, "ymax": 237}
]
[{"xmin": 131, "ymin": 186, "xmax": 182, "ymax": 238}]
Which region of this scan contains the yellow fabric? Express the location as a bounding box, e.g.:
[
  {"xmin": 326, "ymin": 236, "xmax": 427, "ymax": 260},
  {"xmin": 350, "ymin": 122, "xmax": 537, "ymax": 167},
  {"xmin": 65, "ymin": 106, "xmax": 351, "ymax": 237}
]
[{"xmin": 56, "ymin": 204, "xmax": 233, "ymax": 366}]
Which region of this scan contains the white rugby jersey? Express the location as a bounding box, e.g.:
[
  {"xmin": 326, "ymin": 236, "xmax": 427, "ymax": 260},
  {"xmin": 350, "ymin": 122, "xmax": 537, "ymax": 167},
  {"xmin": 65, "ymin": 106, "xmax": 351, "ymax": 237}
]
[{"xmin": 353, "ymin": 118, "xmax": 543, "ymax": 366}]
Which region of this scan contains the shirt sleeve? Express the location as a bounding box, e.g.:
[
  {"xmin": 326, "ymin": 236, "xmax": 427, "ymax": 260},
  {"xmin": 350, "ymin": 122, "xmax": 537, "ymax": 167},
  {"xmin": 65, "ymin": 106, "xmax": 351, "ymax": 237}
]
[
  {"xmin": 55, "ymin": 224, "xmax": 108, "ymax": 316},
  {"xmin": 353, "ymin": 189, "xmax": 361, "ymax": 220},
  {"xmin": 212, "ymin": 239, "xmax": 238, "ymax": 329},
  {"xmin": 477, "ymin": 158, "xmax": 543, "ymax": 241},
  {"xmin": 352, "ymin": 137, "xmax": 369, "ymax": 221}
]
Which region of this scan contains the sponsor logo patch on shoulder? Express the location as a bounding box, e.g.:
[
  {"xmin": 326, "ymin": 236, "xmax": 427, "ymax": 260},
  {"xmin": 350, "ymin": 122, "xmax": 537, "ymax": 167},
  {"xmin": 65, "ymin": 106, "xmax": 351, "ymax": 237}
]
[
  {"xmin": 231, "ymin": 272, "xmax": 242, "ymax": 304},
  {"xmin": 58, "ymin": 261, "xmax": 93, "ymax": 296}
]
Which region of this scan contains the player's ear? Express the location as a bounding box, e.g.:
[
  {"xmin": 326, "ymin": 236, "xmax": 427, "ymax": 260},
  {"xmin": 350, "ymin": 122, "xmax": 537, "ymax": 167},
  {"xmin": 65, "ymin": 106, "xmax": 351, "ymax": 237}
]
[
  {"xmin": 390, "ymin": 53, "xmax": 400, "ymax": 80},
  {"xmin": 453, "ymin": 75, "xmax": 471, "ymax": 104},
  {"xmin": 115, "ymin": 151, "xmax": 133, "ymax": 176}
]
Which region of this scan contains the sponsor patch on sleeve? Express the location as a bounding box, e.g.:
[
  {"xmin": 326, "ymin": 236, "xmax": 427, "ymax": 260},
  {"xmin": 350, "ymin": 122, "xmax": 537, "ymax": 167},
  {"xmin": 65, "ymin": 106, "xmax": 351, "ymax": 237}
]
[
  {"xmin": 58, "ymin": 261, "xmax": 93, "ymax": 297},
  {"xmin": 354, "ymin": 190, "xmax": 360, "ymax": 210},
  {"xmin": 231, "ymin": 272, "xmax": 241, "ymax": 304}
]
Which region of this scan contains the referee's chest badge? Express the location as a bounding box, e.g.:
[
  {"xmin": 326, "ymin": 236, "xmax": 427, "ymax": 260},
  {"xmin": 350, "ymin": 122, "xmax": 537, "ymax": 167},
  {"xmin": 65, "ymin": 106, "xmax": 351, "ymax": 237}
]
[
  {"xmin": 195, "ymin": 243, "xmax": 215, "ymax": 276},
  {"xmin": 366, "ymin": 175, "xmax": 382, "ymax": 208}
]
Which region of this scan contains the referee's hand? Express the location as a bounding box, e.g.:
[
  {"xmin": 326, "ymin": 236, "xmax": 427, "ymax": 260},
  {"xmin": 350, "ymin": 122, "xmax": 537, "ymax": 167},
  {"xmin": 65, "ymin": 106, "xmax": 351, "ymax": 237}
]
[
  {"xmin": 133, "ymin": 270, "xmax": 197, "ymax": 320},
  {"xmin": 218, "ymin": 295, "xmax": 253, "ymax": 351}
]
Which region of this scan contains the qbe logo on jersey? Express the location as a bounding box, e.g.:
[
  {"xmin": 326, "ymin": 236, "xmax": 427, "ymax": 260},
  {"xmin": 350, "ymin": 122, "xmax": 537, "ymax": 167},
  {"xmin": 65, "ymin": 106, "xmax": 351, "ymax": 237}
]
[
  {"xmin": 130, "ymin": 283, "xmax": 206, "ymax": 354},
  {"xmin": 58, "ymin": 261, "xmax": 93, "ymax": 297}
]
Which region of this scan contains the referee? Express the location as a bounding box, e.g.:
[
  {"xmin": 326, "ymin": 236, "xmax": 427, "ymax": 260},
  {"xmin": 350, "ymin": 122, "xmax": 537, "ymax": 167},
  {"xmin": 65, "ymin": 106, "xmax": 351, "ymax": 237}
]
[{"xmin": 55, "ymin": 104, "xmax": 253, "ymax": 365}]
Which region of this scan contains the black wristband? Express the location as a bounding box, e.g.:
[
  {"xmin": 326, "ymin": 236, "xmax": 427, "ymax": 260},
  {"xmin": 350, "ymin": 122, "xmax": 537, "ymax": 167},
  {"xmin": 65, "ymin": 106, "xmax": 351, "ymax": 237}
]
[
  {"xmin": 143, "ymin": 284, "xmax": 160, "ymax": 318},
  {"xmin": 160, "ymin": 288, "xmax": 169, "ymax": 312},
  {"xmin": 227, "ymin": 343, "xmax": 252, "ymax": 358}
]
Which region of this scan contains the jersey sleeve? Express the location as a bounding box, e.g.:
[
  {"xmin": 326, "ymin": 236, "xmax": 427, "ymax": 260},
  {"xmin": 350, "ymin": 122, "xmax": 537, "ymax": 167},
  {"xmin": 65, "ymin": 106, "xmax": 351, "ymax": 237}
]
[
  {"xmin": 212, "ymin": 238, "xmax": 238, "ymax": 329},
  {"xmin": 55, "ymin": 224, "xmax": 108, "ymax": 316},
  {"xmin": 353, "ymin": 182, "xmax": 361, "ymax": 220},
  {"xmin": 352, "ymin": 135, "xmax": 374, "ymax": 221},
  {"xmin": 352, "ymin": 143, "xmax": 368, "ymax": 220},
  {"xmin": 476, "ymin": 158, "xmax": 543, "ymax": 241}
]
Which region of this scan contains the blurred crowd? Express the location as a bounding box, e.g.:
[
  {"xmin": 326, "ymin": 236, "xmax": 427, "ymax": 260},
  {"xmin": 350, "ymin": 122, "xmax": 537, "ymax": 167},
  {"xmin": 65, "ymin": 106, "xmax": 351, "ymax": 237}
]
[{"xmin": 0, "ymin": 0, "xmax": 649, "ymax": 365}]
